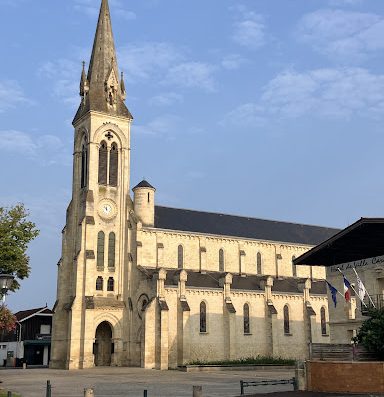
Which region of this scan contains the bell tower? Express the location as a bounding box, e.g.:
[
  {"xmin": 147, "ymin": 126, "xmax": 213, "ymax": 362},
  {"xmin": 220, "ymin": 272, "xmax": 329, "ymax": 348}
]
[{"xmin": 51, "ymin": 0, "xmax": 133, "ymax": 369}]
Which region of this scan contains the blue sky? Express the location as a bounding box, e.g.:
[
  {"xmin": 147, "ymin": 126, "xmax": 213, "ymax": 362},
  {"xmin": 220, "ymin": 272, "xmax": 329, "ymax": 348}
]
[{"xmin": 2, "ymin": 0, "xmax": 384, "ymax": 311}]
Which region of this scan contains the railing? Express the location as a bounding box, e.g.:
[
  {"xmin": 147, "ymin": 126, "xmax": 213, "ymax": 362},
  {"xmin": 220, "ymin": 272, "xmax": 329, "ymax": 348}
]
[
  {"xmin": 361, "ymin": 294, "xmax": 384, "ymax": 315},
  {"xmin": 240, "ymin": 378, "xmax": 296, "ymax": 395}
]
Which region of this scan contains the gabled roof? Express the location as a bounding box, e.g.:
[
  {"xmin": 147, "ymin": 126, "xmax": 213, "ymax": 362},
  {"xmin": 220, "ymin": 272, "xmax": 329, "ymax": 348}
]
[
  {"xmin": 294, "ymin": 217, "xmax": 384, "ymax": 266},
  {"xmin": 15, "ymin": 307, "xmax": 53, "ymax": 322},
  {"xmin": 154, "ymin": 206, "xmax": 339, "ymax": 246}
]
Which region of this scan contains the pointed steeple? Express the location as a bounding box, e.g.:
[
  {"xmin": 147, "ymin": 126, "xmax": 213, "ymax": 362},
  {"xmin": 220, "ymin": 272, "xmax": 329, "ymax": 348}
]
[{"xmin": 73, "ymin": 0, "xmax": 132, "ymax": 125}]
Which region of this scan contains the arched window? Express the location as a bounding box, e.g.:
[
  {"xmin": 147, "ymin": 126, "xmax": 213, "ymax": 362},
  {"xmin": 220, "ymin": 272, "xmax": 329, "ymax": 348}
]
[
  {"xmin": 108, "ymin": 232, "xmax": 116, "ymax": 269},
  {"xmin": 81, "ymin": 138, "xmax": 88, "ymax": 189},
  {"xmin": 177, "ymin": 245, "xmax": 184, "ymax": 269},
  {"xmin": 284, "ymin": 304, "xmax": 290, "ymax": 335},
  {"xmin": 257, "ymin": 252, "xmax": 262, "ymax": 274},
  {"xmin": 243, "ymin": 303, "xmax": 250, "ymax": 334},
  {"xmin": 107, "ymin": 277, "xmax": 114, "ymax": 292},
  {"xmin": 96, "ymin": 276, "xmax": 103, "ymax": 291},
  {"xmin": 292, "ymin": 255, "xmax": 297, "ymax": 277},
  {"xmin": 97, "ymin": 231, "xmax": 105, "ymax": 270},
  {"xmin": 98, "ymin": 141, "xmax": 108, "ymax": 185},
  {"xmin": 219, "ymin": 249, "xmax": 225, "ymax": 272},
  {"xmin": 321, "ymin": 307, "xmax": 327, "ymax": 335},
  {"xmin": 200, "ymin": 301, "xmax": 207, "ymax": 333},
  {"xmin": 109, "ymin": 142, "xmax": 118, "ymax": 187}
]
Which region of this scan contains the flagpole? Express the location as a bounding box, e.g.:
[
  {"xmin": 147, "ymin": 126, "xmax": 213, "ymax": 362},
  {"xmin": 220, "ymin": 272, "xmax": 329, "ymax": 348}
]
[
  {"xmin": 352, "ymin": 267, "xmax": 376, "ymax": 309},
  {"xmin": 337, "ymin": 268, "xmax": 367, "ymax": 308}
]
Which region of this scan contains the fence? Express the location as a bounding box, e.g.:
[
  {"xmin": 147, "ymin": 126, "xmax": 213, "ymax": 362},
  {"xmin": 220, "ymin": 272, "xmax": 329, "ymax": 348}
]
[{"xmin": 309, "ymin": 343, "xmax": 377, "ymax": 361}]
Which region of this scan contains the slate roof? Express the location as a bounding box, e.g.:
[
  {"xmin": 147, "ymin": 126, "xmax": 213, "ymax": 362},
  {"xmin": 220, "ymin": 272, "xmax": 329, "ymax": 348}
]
[
  {"xmin": 133, "ymin": 180, "xmax": 155, "ymax": 190},
  {"xmin": 15, "ymin": 307, "xmax": 53, "ymax": 322},
  {"xmin": 141, "ymin": 268, "xmax": 327, "ymax": 295},
  {"xmin": 154, "ymin": 206, "xmax": 339, "ymax": 246}
]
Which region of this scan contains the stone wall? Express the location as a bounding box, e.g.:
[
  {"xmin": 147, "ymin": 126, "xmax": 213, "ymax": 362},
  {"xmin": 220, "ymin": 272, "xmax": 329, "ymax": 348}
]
[{"xmin": 307, "ymin": 361, "xmax": 384, "ymax": 393}]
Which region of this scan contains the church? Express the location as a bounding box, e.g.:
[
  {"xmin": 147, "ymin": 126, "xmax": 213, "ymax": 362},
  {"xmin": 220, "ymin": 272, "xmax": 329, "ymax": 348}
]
[{"xmin": 50, "ymin": 0, "xmax": 339, "ymax": 370}]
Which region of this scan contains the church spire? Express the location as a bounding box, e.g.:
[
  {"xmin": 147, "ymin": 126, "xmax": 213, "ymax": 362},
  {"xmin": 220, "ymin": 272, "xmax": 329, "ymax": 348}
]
[{"xmin": 73, "ymin": 0, "xmax": 132, "ymax": 125}]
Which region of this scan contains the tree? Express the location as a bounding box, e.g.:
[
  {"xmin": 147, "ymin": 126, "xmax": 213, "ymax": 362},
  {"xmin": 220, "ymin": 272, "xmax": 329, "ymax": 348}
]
[
  {"xmin": 0, "ymin": 306, "xmax": 17, "ymax": 332},
  {"xmin": 357, "ymin": 307, "xmax": 384, "ymax": 360},
  {"xmin": 0, "ymin": 204, "xmax": 39, "ymax": 291}
]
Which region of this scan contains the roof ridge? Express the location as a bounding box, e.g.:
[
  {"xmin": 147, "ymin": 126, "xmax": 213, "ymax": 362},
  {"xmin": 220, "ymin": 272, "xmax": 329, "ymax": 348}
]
[{"xmin": 155, "ymin": 205, "xmax": 340, "ymax": 231}]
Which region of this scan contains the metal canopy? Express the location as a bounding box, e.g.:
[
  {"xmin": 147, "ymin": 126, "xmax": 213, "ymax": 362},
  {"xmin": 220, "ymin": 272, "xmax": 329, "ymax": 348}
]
[{"xmin": 293, "ymin": 218, "xmax": 384, "ymax": 267}]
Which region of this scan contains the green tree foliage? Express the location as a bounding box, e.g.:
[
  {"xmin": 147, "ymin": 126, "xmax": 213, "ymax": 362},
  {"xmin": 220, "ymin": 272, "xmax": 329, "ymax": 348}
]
[
  {"xmin": 0, "ymin": 204, "xmax": 39, "ymax": 290},
  {"xmin": 357, "ymin": 307, "xmax": 384, "ymax": 360}
]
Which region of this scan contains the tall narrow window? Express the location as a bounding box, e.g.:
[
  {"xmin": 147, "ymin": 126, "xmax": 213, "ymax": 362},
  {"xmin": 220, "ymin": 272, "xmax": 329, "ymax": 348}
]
[
  {"xmin": 321, "ymin": 307, "xmax": 327, "ymax": 335},
  {"xmin": 109, "ymin": 142, "xmax": 118, "ymax": 187},
  {"xmin": 178, "ymin": 245, "xmax": 184, "ymax": 269},
  {"xmin": 219, "ymin": 249, "xmax": 225, "ymax": 272},
  {"xmin": 200, "ymin": 301, "xmax": 207, "ymax": 333},
  {"xmin": 257, "ymin": 252, "xmax": 262, "ymax": 274},
  {"xmin": 284, "ymin": 304, "xmax": 290, "ymax": 335},
  {"xmin": 107, "ymin": 277, "xmax": 114, "ymax": 292},
  {"xmin": 292, "ymin": 255, "xmax": 297, "ymax": 277},
  {"xmin": 243, "ymin": 303, "xmax": 250, "ymax": 334},
  {"xmin": 97, "ymin": 231, "xmax": 105, "ymax": 270},
  {"xmin": 98, "ymin": 141, "xmax": 108, "ymax": 185},
  {"xmin": 108, "ymin": 232, "xmax": 116, "ymax": 269},
  {"xmin": 96, "ymin": 276, "xmax": 103, "ymax": 291},
  {"xmin": 81, "ymin": 138, "xmax": 88, "ymax": 189}
]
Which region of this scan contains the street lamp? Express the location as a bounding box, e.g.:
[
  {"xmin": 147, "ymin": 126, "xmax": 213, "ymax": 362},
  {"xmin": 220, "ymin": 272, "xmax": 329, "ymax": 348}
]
[{"xmin": 0, "ymin": 274, "xmax": 14, "ymax": 304}]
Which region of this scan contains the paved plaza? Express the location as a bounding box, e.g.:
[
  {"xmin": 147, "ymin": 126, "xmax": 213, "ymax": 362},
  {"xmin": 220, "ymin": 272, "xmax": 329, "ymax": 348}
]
[{"xmin": 0, "ymin": 367, "xmax": 295, "ymax": 397}]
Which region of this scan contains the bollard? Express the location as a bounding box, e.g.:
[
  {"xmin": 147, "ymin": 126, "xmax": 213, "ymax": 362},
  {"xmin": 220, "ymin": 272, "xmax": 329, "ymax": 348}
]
[
  {"xmin": 84, "ymin": 388, "xmax": 94, "ymax": 397},
  {"xmin": 46, "ymin": 380, "xmax": 52, "ymax": 397},
  {"xmin": 192, "ymin": 385, "xmax": 203, "ymax": 397},
  {"xmin": 7, "ymin": 392, "xmax": 12, "ymax": 397},
  {"xmin": 22, "ymin": 362, "xmax": 27, "ymax": 370},
  {"xmin": 143, "ymin": 390, "xmax": 148, "ymax": 397}
]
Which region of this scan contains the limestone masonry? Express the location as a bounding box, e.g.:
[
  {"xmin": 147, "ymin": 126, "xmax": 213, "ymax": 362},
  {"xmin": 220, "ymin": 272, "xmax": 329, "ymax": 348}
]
[{"xmin": 50, "ymin": 0, "xmax": 339, "ymax": 370}]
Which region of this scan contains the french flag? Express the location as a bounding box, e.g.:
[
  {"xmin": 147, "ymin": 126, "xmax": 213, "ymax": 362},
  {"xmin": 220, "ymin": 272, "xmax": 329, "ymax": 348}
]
[{"xmin": 343, "ymin": 276, "xmax": 351, "ymax": 302}]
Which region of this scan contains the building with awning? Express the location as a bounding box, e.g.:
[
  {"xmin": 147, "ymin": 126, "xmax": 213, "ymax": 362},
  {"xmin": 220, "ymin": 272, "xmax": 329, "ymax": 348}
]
[{"xmin": 294, "ymin": 218, "xmax": 384, "ymax": 343}]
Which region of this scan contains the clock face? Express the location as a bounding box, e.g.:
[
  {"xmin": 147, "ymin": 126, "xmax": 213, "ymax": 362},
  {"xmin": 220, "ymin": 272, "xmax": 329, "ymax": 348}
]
[{"xmin": 98, "ymin": 200, "xmax": 117, "ymax": 220}]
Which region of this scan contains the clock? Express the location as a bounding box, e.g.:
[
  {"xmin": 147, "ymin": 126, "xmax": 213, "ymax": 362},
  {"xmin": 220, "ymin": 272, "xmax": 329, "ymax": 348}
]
[{"xmin": 98, "ymin": 199, "xmax": 117, "ymax": 220}]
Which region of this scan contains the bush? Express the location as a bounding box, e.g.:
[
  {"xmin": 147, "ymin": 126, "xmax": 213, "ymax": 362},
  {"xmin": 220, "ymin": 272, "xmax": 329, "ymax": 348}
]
[
  {"xmin": 357, "ymin": 307, "xmax": 384, "ymax": 360},
  {"xmin": 187, "ymin": 355, "xmax": 296, "ymax": 366}
]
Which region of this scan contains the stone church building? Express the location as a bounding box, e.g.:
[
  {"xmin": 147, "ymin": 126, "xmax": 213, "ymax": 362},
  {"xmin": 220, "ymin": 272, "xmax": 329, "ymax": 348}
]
[{"xmin": 50, "ymin": 0, "xmax": 339, "ymax": 370}]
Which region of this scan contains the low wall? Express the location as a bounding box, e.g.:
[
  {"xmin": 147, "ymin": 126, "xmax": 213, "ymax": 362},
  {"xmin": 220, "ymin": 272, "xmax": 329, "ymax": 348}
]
[
  {"xmin": 180, "ymin": 364, "xmax": 295, "ymax": 372},
  {"xmin": 307, "ymin": 360, "xmax": 384, "ymax": 393}
]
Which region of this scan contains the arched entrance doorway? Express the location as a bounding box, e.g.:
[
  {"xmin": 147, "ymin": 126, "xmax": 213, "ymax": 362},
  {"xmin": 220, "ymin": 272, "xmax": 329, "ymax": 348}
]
[{"xmin": 94, "ymin": 321, "xmax": 113, "ymax": 367}]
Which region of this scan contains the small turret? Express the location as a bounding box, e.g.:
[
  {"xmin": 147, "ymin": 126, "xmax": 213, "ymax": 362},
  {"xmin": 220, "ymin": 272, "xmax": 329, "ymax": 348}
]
[
  {"xmin": 133, "ymin": 180, "xmax": 156, "ymax": 227},
  {"xmin": 80, "ymin": 61, "xmax": 89, "ymax": 102}
]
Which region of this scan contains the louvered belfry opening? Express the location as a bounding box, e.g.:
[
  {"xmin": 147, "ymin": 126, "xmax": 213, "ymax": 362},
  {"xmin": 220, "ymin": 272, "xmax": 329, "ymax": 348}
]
[
  {"xmin": 108, "ymin": 232, "xmax": 116, "ymax": 269},
  {"xmin": 97, "ymin": 231, "xmax": 105, "ymax": 270},
  {"xmin": 109, "ymin": 142, "xmax": 118, "ymax": 186},
  {"xmin": 81, "ymin": 139, "xmax": 88, "ymax": 189},
  {"xmin": 98, "ymin": 141, "xmax": 108, "ymax": 185}
]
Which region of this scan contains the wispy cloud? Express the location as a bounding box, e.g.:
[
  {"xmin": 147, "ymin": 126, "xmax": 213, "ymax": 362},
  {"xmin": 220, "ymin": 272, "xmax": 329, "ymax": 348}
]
[
  {"xmin": 164, "ymin": 62, "xmax": 216, "ymax": 92},
  {"xmin": 0, "ymin": 130, "xmax": 72, "ymax": 166},
  {"xmin": 38, "ymin": 59, "xmax": 80, "ymax": 106},
  {"xmin": 223, "ymin": 67, "xmax": 384, "ymax": 126},
  {"xmin": 148, "ymin": 92, "xmax": 183, "ymax": 107},
  {"xmin": 231, "ymin": 6, "xmax": 266, "ymax": 50},
  {"xmin": 73, "ymin": 0, "xmax": 136, "ymax": 20},
  {"xmin": 297, "ymin": 9, "xmax": 384, "ymax": 61},
  {"xmin": 119, "ymin": 42, "xmax": 183, "ymax": 82},
  {"xmin": 134, "ymin": 115, "xmax": 183, "ymax": 137},
  {"xmin": 328, "ymin": 0, "xmax": 363, "ymax": 6},
  {"xmin": 0, "ymin": 80, "xmax": 29, "ymax": 113},
  {"xmin": 221, "ymin": 54, "xmax": 246, "ymax": 70}
]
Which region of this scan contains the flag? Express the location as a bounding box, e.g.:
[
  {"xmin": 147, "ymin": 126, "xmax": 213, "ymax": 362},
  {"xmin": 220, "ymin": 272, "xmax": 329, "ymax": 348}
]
[
  {"xmin": 326, "ymin": 281, "xmax": 338, "ymax": 307},
  {"xmin": 343, "ymin": 276, "xmax": 351, "ymax": 302},
  {"xmin": 355, "ymin": 271, "xmax": 367, "ymax": 302}
]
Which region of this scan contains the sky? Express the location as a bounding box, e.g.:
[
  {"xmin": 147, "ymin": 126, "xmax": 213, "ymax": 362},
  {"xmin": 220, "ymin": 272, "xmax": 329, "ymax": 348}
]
[{"xmin": 1, "ymin": 0, "xmax": 384, "ymax": 312}]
